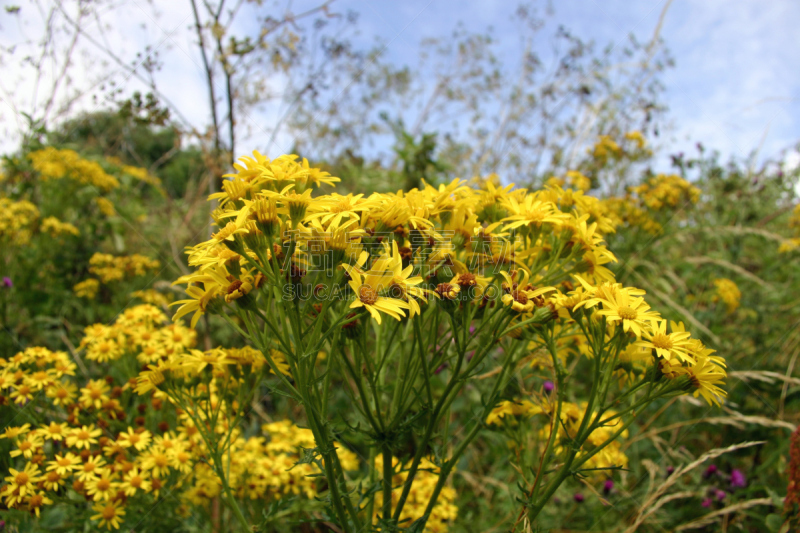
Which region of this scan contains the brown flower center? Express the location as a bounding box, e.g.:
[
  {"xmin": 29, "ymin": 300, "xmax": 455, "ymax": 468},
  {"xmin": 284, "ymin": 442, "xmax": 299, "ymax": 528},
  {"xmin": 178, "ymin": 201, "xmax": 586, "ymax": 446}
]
[
  {"xmin": 226, "ymin": 280, "xmax": 243, "ymax": 296},
  {"xmin": 456, "ymin": 273, "xmax": 477, "ymax": 288},
  {"xmin": 512, "ymin": 291, "xmax": 528, "ymax": 305},
  {"xmin": 358, "ymin": 285, "xmax": 378, "ymax": 305}
]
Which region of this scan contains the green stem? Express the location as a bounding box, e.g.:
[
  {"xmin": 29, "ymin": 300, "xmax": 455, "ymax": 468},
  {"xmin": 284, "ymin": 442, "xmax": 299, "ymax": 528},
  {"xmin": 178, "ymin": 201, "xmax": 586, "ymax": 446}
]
[{"xmin": 382, "ymin": 443, "xmax": 394, "ymax": 521}]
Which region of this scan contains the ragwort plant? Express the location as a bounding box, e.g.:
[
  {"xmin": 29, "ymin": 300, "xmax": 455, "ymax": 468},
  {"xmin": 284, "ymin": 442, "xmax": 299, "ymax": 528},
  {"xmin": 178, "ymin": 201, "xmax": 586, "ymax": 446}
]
[{"xmin": 167, "ymin": 151, "xmax": 727, "ymax": 531}]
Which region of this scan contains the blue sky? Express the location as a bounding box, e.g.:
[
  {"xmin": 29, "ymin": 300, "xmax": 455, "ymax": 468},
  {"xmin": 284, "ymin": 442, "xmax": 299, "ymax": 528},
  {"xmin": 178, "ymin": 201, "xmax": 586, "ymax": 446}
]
[
  {"xmin": 344, "ymin": 0, "xmax": 800, "ymax": 164},
  {"xmin": 1, "ymin": 0, "xmax": 798, "ymax": 168}
]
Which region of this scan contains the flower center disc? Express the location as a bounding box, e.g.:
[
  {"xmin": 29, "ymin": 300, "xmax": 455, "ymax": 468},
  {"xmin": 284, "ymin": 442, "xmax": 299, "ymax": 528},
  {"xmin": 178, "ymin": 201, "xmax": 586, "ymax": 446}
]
[{"xmin": 358, "ymin": 285, "xmax": 378, "ymax": 305}]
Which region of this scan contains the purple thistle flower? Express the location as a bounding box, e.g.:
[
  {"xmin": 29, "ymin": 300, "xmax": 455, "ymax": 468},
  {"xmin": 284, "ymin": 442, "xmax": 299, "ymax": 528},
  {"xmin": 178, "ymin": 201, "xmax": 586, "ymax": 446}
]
[
  {"xmin": 573, "ymin": 492, "xmax": 584, "ymax": 503},
  {"xmin": 666, "ymin": 466, "xmax": 675, "ymax": 476},
  {"xmin": 730, "ymin": 469, "xmax": 746, "ymax": 489},
  {"xmin": 701, "ymin": 497, "xmax": 712, "ymax": 508},
  {"xmin": 715, "ymin": 489, "xmax": 727, "ymax": 501},
  {"xmin": 543, "ymin": 380, "xmax": 555, "ymax": 393},
  {"xmin": 603, "ymin": 479, "xmax": 614, "ymax": 494},
  {"xmin": 1, "ymin": 277, "xmax": 11, "ymax": 289},
  {"xmin": 703, "ymin": 464, "xmax": 718, "ymax": 479}
]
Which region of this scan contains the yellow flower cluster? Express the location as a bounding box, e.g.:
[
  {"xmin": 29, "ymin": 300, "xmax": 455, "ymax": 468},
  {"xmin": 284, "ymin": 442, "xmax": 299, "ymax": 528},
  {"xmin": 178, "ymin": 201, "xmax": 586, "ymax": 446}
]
[
  {"xmin": 95, "ymin": 197, "xmax": 116, "ymax": 217},
  {"xmin": 549, "ymin": 401, "xmax": 629, "ymax": 474},
  {"xmin": 40, "ymin": 216, "xmax": 80, "ymax": 237},
  {"xmin": 600, "ymin": 174, "xmax": 699, "ymax": 235},
  {"xmin": 74, "ymin": 279, "xmax": 101, "ymax": 299},
  {"xmin": 487, "ymin": 397, "xmax": 629, "ymax": 480},
  {"xmin": 591, "ymin": 135, "xmax": 622, "ymax": 163},
  {"xmin": 601, "ymin": 197, "xmax": 662, "ymax": 235},
  {"xmin": 173, "ymin": 151, "xmax": 627, "ymax": 327},
  {"xmin": 712, "ymin": 277, "xmax": 741, "ymax": 314},
  {"xmin": 574, "ymin": 281, "xmax": 726, "ymax": 405},
  {"xmin": 373, "ymin": 456, "xmax": 458, "ymax": 533},
  {"xmin": 624, "ymin": 130, "xmax": 647, "ymax": 149},
  {"xmin": 0, "ymin": 196, "xmax": 40, "ymax": 244},
  {"xmin": 130, "ymin": 289, "xmax": 172, "ymax": 307},
  {"xmin": 779, "ymin": 203, "xmax": 800, "ymax": 253},
  {"xmin": 28, "ymin": 147, "xmax": 120, "ymax": 192},
  {"xmin": 565, "ymin": 170, "xmax": 592, "ymax": 192},
  {"xmin": 183, "ymin": 420, "xmax": 359, "ymax": 507},
  {"xmin": 88, "ymin": 253, "xmax": 161, "ymax": 283},
  {"xmin": 0, "ymin": 305, "xmax": 362, "ymax": 529},
  {"xmin": 78, "ymin": 304, "xmax": 193, "ymax": 364},
  {"xmin": 105, "ymin": 156, "xmax": 164, "ymax": 191},
  {"xmin": 171, "ymin": 152, "xmax": 725, "ymax": 407},
  {"xmin": 630, "ymin": 173, "xmax": 701, "ymax": 210}
]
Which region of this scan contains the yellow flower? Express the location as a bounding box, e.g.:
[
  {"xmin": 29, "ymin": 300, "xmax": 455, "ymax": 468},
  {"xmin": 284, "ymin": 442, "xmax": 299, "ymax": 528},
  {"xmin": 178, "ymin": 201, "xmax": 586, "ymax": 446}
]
[
  {"xmin": 46, "ymin": 381, "xmax": 77, "ymax": 406},
  {"xmin": 134, "ymin": 365, "xmax": 166, "ymax": 395},
  {"xmin": 170, "ymin": 285, "xmax": 219, "ymax": 328},
  {"xmin": 594, "ymin": 289, "xmax": 660, "ymax": 337},
  {"xmin": 10, "ymin": 433, "xmax": 43, "ymax": 458},
  {"xmin": 0, "ymin": 424, "xmax": 31, "ymax": 440},
  {"xmin": 486, "ymin": 399, "xmax": 541, "ymax": 425},
  {"xmin": 499, "ymin": 270, "xmax": 556, "ymax": 313},
  {"xmin": 181, "ymin": 349, "xmax": 232, "ymax": 374},
  {"xmin": 140, "ymin": 448, "xmax": 171, "ymax": 478},
  {"xmin": 120, "ymin": 467, "xmax": 151, "ymax": 496},
  {"xmin": 117, "ymin": 427, "xmax": 152, "ymax": 451},
  {"xmin": 687, "ymin": 356, "xmax": 727, "ymax": 407},
  {"xmin": 636, "ymin": 320, "xmax": 693, "ymax": 363},
  {"xmin": 345, "ymin": 252, "xmax": 411, "ymax": 324},
  {"xmin": 47, "ymin": 453, "xmax": 81, "ymax": 475},
  {"xmin": 4, "ymin": 462, "xmax": 41, "ymax": 500},
  {"xmin": 76, "ymin": 456, "xmax": 107, "ymax": 482},
  {"xmin": 80, "ymin": 379, "xmax": 111, "ymax": 409},
  {"xmin": 26, "ymin": 491, "xmax": 53, "ymax": 516},
  {"xmin": 91, "ymin": 500, "xmax": 126, "ymax": 530},
  {"xmin": 86, "ymin": 468, "xmax": 118, "ymax": 501},
  {"xmin": 85, "ymin": 338, "xmax": 124, "ymax": 362},
  {"xmin": 501, "ymin": 196, "xmax": 570, "ymax": 231},
  {"xmin": 66, "ymin": 424, "xmax": 103, "ymax": 450},
  {"xmin": 712, "ymin": 278, "xmax": 741, "ymax": 314},
  {"xmin": 41, "ymin": 469, "xmax": 65, "ymax": 491}
]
